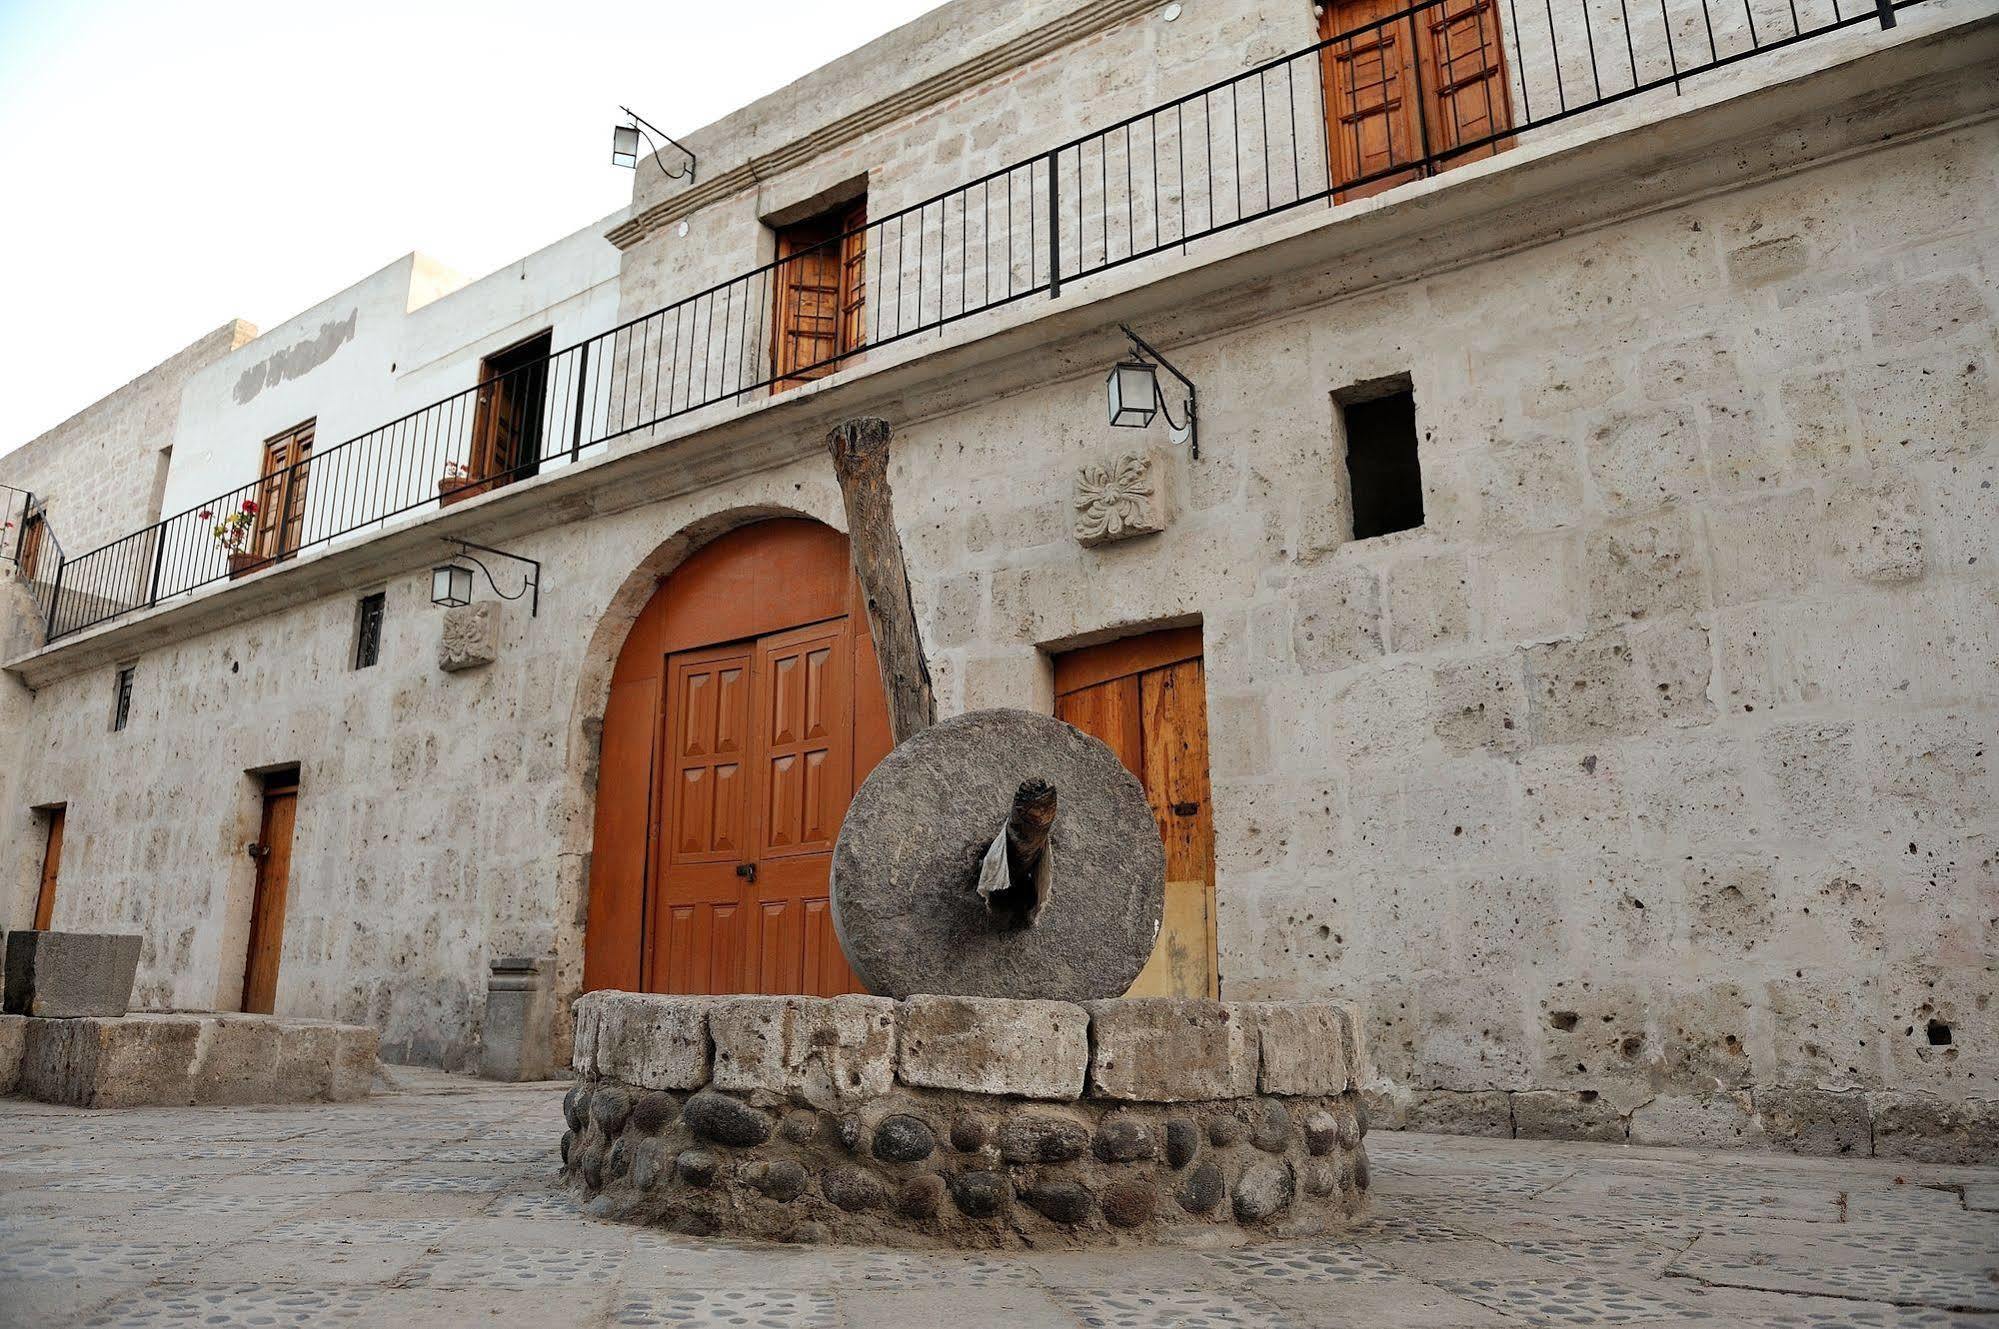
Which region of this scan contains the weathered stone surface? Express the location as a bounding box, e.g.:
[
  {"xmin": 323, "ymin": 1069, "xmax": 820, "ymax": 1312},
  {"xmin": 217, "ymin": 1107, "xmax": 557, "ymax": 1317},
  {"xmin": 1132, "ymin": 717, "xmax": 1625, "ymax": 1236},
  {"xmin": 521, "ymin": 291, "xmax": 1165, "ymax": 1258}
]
[
  {"xmin": 949, "ymin": 1170, "xmax": 1010, "ymax": 1218},
  {"xmin": 18, "ymin": 1013, "xmax": 374, "ymax": 1108},
  {"xmin": 563, "ymin": 1081, "xmax": 591, "ymax": 1131},
  {"xmin": 1755, "ymin": 1088, "xmax": 1871, "ymax": 1157},
  {"xmin": 590, "ymin": 1086, "xmax": 632, "ymax": 1135},
  {"xmin": 1177, "ymin": 1160, "xmax": 1225, "ymax": 1213},
  {"xmin": 743, "ymin": 1158, "xmax": 808, "ymax": 1201},
  {"xmin": 1245, "ymin": 1001, "xmax": 1355, "ymax": 1096},
  {"xmin": 1023, "ymin": 1179, "xmax": 1092, "ymax": 1225},
  {"xmin": 779, "ymin": 1110, "xmax": 818, "ymax": 1144},
  {"xmin": 897, "ymin": 995, "xmax": 1089, "ymax": 1099},
  {"xmin": 1208, "ymin": 1115, "xmax": 1246, "ymax": 1147},
  {"xmin": 831, "ymin": 710, "xmax": 1164, "ymax": 1001},
  {"xmin": 629, "ymin": 1092, "xmax": 678, "ymax": 1134},
  {"xmin": 437, "ymin": 602, "xmax": 499, "ymax": 672},
  {"xmin": 1303, "ymin": 1111, "xmax": 1339, "ymax": 1156},
  {"xmin": 1093, "ymin": 1114, "xmax": 1156, "ymax": 1163},
  {"xmin": 1165, "ymin": 1118, "xmax": 1199, "ymax": 1168},
  {"xmin": 572, "ymin": 991, "xmax": 710, "ymax": 1090},
  {"xmin": 1101, "ymin": 1180, "xmax": 1157, "ymax": 1228},
  {"xmin": 1870, "ymin": 1096, "xmax": 1998, "ymax": 1165},
  {"xmin": 709, "ymin": 995, "xmax": 895, "ymax": 1107},
  {"xmin": 1251, "ymin": 1100, "xmax": 1292, "ymax": 1153},
  {"xmin": 898, "ymin": 1174, "xmax": 945, "ymax": 1219},
  {"xmin": 1233, "ymin": 1159, "xmax": 1295, "ymax": 1221},
  {"xmin": 823, "ymin": 1164, "xmax": 888, "ymax": 1211},
  {"xmin": 680, "ymin": 1089, "xmax": 774, "ymax": 1146},
  {"xmin": 1514, "ymin": 1089, "xmax": 1627, "ymax": 1144},
  {"xmin": 3, "ymin": 932, "xmax": 141, "ymax": 1018},
  {"xmin": 872, "ymin": 1114, "xmax": 936, "ymax": 1163},
  {"xmin": 998, "ymin": 1112, "xmax": 1090, "ymax": 1164},
  {"xmin": 1087, "ymin": 999, "xmax": 1258, "ymax": 1101},
  {"xmin": 675, "ymin": 1148, "xmax": 719, "ymax": 1187},
  {"xmin": 0, "ymin": 1011, "xmax": 25, "ymax": 1092}
]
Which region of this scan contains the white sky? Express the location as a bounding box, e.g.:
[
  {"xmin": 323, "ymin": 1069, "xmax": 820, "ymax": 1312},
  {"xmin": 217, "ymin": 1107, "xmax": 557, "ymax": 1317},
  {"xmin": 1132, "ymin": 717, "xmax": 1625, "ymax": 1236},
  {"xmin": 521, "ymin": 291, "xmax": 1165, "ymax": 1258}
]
[{"xmin": 0, "ymin": 0, "xmax": 943, "ymax": 455}]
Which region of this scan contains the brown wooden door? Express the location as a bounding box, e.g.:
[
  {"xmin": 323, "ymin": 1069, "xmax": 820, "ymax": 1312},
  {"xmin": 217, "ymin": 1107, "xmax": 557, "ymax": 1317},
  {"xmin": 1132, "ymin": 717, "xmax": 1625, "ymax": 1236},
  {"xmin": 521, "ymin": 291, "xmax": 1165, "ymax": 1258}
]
[
  {"xmin": 243, "ymin": 777, "xmax": 298, "ymax": 1014},
  {"xmin": 586, "ymin": 519, "xmax": 891, "ymax": 998},
  {"xmin": 17, "ymin": 511, "xmax": 45, "ymax": 581},
  {"xmin": 455, "ymin": 330, "xmax": 551, "ymax": 505},
  {"xmin": 33, "ymin": 807, "xmax": 64, "ymax": 930},
  {"xmin": 772, "ymin": 200, "xmax": 867, "ymax": 389},
  {"xmin": 1320, "ymin": 0, "xmax": 1511, "ymax": 200},
  {"xmin": 1055, "ymin": 627, "xmax": 1218, "ymax": 998},
  {"xmin": 251, "ymin": 421, "xmax": 314, "ymax": 561}
]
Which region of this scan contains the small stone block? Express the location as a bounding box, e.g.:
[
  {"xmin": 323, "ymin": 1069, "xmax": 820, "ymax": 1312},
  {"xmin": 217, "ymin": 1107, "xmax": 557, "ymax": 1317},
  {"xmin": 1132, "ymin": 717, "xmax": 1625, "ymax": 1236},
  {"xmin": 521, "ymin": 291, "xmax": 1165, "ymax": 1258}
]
[
  {"xmin": 3, "ymin": 931, "xmax": 142, "ymax": 1018},
  {"xmin": 897, "ymin": 995, "xmax": 1088, "ymax": 1100},
  {"xmin": 1085, "ymin": 998, "xmax": 1257, "ymax": 1102},
  {"xmin": 0, "ymin": 1014, "xmax": 24, "ymax": 1095},
  {"xmin": 438, "ymin": 602, "xmax": 499, "ymax": 672},
  {"xmin": 1245, "ymin": 1001, "xmax": 1354, "ymax": 1096},
  {"xmin": 575, "ymin": 992, "xmax": 711, "ymax": 1090},
  {"xmin": 709, "ymin": 995, "xmax": 896, "ymax": 1108},
  {"xmin": 18, "ymin": 1013, "xmax": 375, "ymax": 1108}
]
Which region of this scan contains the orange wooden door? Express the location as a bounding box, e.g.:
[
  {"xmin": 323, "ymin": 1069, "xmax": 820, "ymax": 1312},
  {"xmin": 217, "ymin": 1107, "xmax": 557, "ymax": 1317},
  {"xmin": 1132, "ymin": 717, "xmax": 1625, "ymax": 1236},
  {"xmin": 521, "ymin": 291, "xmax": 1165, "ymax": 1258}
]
[
  {"xmin": 33, "ymin": 807, "xmax": 64, "ymax": 930},
  {"xmin": 649, "ymin": 644, "xmax": 756, "ymax": 993},
  {"xmin": 243, "ymin": 780, "xmax": 298, "ymax": 1014},
  {"xmin": 252, "ymin": 421, "xmax": 314, "ymax": 559},
  {"xmin": 1055, "ymin": 628, "xmax": 1218, "ymax": 998},
  {"xmin": 747, "ymin": 618, "xmax": 856, "ymax": 994},
  {"xmin": 1320, "ymin": 0, "xmax": 1511, "ymax": 200},
  {"xmin": 17, "ymin": 512, "xmax": 44, "ymax": 581},
  {"xmin": 588, "ymin": 520, "xmax": 888, "ymax": 998}
]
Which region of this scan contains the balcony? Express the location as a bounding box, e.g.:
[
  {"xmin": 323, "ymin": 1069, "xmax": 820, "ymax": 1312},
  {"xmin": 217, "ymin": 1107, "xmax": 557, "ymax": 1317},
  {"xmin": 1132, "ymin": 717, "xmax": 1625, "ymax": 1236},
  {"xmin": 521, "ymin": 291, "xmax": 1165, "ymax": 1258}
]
[{"xmin": 27, "ymin": 0, "xmax": 1939, "ymax": 644}]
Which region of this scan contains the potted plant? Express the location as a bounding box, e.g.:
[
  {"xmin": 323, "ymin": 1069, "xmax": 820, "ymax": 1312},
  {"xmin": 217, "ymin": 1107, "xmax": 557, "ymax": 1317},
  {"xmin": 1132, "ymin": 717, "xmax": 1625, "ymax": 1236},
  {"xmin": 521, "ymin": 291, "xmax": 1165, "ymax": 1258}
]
[
  {"xmin": 204, "ymin": 500, "xmax": 263, "ymax": 578},
  {"xmin": 438, "ymin": 460, "xmax": 482, "ymax": 505}
]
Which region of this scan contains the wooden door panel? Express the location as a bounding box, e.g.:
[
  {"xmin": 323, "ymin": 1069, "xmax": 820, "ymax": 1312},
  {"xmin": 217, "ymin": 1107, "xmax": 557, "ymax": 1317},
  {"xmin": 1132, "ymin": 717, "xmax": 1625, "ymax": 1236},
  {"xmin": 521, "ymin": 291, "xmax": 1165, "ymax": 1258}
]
[
  {"xmin": 755, "ymin": 624, "xmax": 850, "ymax": 861},
  {"xmin": 665, "ymin": 649, "xmax": 753, "ymax": 863},
  {"xmin": 243, "ymin": 786, "xmax": 297, "ymax": 1014},
  {"xmin": 655, "ymin": 899, "xmax": 748, "ymax": 995},
  {"xmin": 34, "ymin": 808, "xmax": 63, "ymax": 931},
  {"xmin": 1056, "ymin": 637, "xmax": 1217, "ymax": 999},
  {"xmin": 1421, "ymin": 0, "xmax": 1511, "ymax": 160}
]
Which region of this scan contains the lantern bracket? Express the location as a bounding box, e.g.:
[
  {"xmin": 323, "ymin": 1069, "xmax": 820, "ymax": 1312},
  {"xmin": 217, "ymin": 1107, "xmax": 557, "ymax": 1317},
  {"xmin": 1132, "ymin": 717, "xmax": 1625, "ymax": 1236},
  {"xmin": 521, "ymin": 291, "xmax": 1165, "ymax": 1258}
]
[
  {"xmin": 441, "ymin": 539, "xmax": 540, "ymax": 617},
  {"xmin": 616, "ymin": 106, "xmax": 696, "ymax": 183},
  {"xmin": 1117, "ymin": 324, "xmax": 1199, "ymax": 459}
]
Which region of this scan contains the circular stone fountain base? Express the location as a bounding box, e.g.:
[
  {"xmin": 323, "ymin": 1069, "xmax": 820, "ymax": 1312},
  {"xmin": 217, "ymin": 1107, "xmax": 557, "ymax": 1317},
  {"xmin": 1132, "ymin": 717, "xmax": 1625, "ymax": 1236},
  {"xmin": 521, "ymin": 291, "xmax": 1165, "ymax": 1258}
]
[{"xmin": 557, "ymin": 992, "xmax": 1369, "ymax": 1247}]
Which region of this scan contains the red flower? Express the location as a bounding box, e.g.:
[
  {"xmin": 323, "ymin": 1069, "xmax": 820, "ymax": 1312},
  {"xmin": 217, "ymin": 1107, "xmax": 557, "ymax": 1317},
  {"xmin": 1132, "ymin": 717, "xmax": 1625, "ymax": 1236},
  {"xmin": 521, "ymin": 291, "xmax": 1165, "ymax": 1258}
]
[
  {"xmin": 241, "ymin": 499, "xmax": 259, "ymax": 513},
  {"xmin": 198, "ymin": 510, "xmax": 212, "ymax": 520}
]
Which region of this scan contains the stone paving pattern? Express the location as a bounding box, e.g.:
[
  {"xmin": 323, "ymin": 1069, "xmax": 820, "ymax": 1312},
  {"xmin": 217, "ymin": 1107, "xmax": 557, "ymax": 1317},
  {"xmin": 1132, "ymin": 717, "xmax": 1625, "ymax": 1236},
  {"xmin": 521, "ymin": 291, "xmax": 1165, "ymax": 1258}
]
[{"xmin": 3, "ymin": 1070, "xmax": 1995, "ymax": 1327}]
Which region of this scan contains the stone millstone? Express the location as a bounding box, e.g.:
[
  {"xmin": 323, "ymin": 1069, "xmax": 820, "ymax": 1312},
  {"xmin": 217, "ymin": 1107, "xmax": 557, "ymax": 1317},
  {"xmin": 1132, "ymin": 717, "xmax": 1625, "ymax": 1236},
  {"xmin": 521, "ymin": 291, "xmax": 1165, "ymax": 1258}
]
[{"xmin": 830, "ymin": 709, "xmax": 1164, "ymax": 1001}]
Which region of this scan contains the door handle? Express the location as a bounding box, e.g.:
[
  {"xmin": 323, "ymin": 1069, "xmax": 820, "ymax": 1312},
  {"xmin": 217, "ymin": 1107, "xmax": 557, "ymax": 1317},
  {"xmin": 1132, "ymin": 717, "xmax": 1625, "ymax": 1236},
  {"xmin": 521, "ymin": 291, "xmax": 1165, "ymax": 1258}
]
[{"xmin": 735, "ymin": 863, "xmax": 757, "ymax": 883}]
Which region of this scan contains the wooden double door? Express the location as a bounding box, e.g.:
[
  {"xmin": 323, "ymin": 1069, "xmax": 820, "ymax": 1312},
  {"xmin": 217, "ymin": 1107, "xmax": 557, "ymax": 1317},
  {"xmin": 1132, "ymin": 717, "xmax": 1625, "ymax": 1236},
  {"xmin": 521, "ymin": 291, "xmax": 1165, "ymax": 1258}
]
[
  {"xmin": 585, "ymin": 520, "xmax": 891, "ymax": 997},
  {"xmin": 1055, "ymin": 627, "xmax": 1218, "ymax": 998}
]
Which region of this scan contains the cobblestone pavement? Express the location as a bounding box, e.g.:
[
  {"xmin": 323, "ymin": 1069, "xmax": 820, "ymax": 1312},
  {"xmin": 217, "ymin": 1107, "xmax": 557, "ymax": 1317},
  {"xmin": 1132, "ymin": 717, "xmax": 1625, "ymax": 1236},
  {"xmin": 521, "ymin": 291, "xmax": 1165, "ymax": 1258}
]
[{"xmin": 2, "ymin": 1071, "xmax": 1994, "ymax": 1328}]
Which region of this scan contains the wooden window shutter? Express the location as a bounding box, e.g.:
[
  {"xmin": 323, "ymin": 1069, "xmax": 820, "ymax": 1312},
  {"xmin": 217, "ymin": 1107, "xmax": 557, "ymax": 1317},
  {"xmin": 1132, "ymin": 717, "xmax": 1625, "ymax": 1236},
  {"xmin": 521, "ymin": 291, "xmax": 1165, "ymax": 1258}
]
[{"xmin": 771, "ymin": 197, "xmax": 867, "ymax": 391}]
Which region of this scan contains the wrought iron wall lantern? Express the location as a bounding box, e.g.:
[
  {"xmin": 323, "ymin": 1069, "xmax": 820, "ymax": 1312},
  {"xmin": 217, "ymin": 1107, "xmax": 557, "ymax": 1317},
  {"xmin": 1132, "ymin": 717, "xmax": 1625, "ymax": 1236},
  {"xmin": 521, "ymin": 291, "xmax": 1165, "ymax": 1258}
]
[
  {"xmin": 611, "ymin": 106, "xmax": 696, "ymax": 182},
  {"xmin": 1106, "ymin": 324, "xmax": 1199, "ymax": 459},
  {"xmin": 431, "ymin": 540, "xmax": 541, "ymax": 617}
]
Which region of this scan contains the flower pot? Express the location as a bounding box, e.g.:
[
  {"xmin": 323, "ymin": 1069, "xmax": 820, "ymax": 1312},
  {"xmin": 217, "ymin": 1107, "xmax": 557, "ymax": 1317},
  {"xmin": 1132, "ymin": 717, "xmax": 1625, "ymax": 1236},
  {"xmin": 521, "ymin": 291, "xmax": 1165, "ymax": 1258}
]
[
  {"xmin": 226, "ymin": 551, "xmax": 265, "ymax": 580},
  {"xmin": 438, "ymin": 476, "xmax": 484, "ymax": 507}
]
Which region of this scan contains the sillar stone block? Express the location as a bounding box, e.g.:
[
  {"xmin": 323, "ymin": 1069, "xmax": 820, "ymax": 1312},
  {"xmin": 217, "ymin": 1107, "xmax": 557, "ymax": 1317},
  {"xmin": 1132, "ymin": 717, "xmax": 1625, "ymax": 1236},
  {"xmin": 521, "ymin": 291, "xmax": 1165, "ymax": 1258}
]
[
  {"xmin": 1085, "ymin": 998, "xmax": 1258, "ymax": 1102},
  {"xmin": 0, "ymin": 1014, "xmax": 24, "ymax": 1095},
  {"xmin": 19, "ymin": 1013, "xmax": 377, "ymax": 1108},
  {"xmin": 2, "ymin": 931, "xmax": 142, "ymax": 1018},
  {"xmin": 574, "ymin": 991, "xmax": 710, "ymax": 1090},
  {"xmin": 897, "ymin": 995, "xmax": 1088, "ymax": 1100},
  {"xmin": 1246, "ymin": 1001, "xmax": 1356, "ymax": 1096},
  {"xmin": 438, "ymin": 602, "xmax": 499, "ymax": 672},
  {"xmin": 709, "ymin": 994, "xmax": 896, "ymax": 1107}
]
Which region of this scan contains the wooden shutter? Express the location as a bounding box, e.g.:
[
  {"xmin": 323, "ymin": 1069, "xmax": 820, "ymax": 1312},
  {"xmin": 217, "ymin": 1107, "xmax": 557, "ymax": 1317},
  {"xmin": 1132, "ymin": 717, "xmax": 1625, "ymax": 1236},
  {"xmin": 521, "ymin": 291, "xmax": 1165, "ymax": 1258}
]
[
  {"xmin": 252, "ymin": 421, "xmax": 314, "ymax": 560},
  {"xmin": 17, "ymin": 511, "xmax": 44, "ymax": 581},
  {"xmin": 771, "ymin": 199, "xmax": 867, "ymax": 390},
  {"xmin": 1320, "ymin": 0, "xmax": 1511, "ymax": 200}
]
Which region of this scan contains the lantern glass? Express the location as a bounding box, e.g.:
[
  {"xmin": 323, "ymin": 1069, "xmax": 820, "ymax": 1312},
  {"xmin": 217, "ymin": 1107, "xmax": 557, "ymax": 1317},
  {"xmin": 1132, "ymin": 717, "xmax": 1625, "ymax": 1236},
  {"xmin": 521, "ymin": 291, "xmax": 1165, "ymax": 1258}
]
[
  {"xmin": 431, "ymin": 563, "xmax": 473, "ymax": 608},
  {"xmin": 611, "ymin": 123, "xmax": 641, "ymax": 168},
  {"xmin": 1107, "ymin": 360, "xmax": 1158, "ymax": 428}
]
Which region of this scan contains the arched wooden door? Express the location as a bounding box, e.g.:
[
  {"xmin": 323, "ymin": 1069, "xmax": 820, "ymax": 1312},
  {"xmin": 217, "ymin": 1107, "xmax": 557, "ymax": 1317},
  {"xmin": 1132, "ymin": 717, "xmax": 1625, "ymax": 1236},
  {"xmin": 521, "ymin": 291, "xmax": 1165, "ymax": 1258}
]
[{"xmin": 584, "ymin": 519, "xmax": 892, "ymax": 996}]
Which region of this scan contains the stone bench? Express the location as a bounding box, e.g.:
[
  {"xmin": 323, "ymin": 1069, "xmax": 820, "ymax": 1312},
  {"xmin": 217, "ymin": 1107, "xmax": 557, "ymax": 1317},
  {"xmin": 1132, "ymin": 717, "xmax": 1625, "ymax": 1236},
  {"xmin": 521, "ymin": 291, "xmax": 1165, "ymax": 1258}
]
[
  {"xmin": 7, "ymin": 1013, "xmax": 378, "ymax": 1108},
  {"xmin": 555, "ymin": 992, "xmax": 1370, "ymax": 1247}
]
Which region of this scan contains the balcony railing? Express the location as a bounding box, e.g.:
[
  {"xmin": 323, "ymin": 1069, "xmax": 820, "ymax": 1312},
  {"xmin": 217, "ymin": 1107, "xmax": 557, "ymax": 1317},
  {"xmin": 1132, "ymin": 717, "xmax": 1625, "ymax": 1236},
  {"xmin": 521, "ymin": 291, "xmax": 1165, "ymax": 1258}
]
[{"xmin": 35, "ymin": 0, "xmax": 1919, "ymax": 642}]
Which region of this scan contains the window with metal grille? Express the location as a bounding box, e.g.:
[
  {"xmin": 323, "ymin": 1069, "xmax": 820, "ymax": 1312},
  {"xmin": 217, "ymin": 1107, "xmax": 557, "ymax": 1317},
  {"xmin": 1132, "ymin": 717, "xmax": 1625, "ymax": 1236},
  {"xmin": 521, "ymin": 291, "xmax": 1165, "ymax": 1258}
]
[
  {"xmin": 112, "ymin": 665, "xmax": 135, "ymax": 732},
  {"xmin": 354, "ymin": 592, "xmax": 386, "ymax": 669}
]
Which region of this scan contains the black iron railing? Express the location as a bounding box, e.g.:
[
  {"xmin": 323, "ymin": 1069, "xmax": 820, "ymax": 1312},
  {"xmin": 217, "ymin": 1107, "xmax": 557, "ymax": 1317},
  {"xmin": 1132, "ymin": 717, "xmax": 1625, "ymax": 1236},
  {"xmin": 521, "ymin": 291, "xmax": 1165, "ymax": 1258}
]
[{"xmin": 37, "ymin": 0, "xmax": 1918, "ymax": 641}]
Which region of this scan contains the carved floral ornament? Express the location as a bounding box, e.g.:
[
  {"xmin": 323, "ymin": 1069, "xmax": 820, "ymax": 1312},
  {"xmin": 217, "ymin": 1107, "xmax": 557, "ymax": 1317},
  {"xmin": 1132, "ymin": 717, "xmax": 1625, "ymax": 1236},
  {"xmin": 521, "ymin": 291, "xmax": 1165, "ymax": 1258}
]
[{"xmin": 1073, "ymin": 451, "xmax": 1166, "ymax": 546}]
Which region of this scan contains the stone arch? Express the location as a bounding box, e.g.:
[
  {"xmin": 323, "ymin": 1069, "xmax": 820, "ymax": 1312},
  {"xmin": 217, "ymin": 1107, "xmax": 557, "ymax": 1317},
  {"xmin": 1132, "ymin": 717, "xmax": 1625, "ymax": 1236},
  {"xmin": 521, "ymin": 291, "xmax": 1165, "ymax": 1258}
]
[{"xmin": 561, "ymin": 506, "xmax": 891, "ymax": 999}]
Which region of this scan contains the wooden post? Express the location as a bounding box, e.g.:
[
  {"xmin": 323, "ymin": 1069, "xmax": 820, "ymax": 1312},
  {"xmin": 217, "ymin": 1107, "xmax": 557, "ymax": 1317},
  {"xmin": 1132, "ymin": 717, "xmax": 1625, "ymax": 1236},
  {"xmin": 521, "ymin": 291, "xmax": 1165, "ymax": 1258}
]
[{"xmin": 826, "ymin": 417, "xmax": 936, "ymax": 744}]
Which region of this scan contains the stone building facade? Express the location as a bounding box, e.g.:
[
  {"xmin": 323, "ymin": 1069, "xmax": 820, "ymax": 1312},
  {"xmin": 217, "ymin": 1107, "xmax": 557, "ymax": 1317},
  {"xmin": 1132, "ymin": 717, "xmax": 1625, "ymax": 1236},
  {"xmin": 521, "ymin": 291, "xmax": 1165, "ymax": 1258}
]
[{"xmin": 2, "ymin": 0, "xmax": 1993, "ymax": 1157}]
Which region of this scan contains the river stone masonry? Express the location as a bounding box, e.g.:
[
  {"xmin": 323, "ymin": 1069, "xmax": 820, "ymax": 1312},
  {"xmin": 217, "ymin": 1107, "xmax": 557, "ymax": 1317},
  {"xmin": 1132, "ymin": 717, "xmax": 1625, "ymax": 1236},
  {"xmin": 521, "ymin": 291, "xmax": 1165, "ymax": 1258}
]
[{"xmin": 560, "ymin": 991, "xmax": 1368, "ymax": 1247}]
